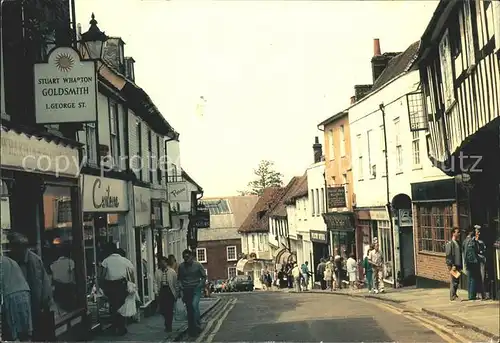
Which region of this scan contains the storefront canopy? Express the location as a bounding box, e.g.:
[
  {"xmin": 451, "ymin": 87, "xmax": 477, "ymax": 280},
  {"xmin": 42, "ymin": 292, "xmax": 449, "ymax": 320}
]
[
  {"xmin": 236, "ymin": 258, "xmax": 254, "ymax": 272},
  {"xmin": 274, "ymin": 247, "xmax": 293, "ymax": 265}
]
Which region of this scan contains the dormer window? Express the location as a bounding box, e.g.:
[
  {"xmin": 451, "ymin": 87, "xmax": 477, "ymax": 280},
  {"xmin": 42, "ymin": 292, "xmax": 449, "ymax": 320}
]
[{"xmin": 124, "ymin": 57, "xmax": 135, "ymax": 81}]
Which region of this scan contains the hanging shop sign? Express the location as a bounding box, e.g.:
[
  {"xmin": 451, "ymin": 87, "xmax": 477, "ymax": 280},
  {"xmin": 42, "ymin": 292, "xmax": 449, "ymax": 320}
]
[
  {"xmin": 82, "ymin": 175, "xmax": 128, "ymax": 212},
  {"xmin": 310, "ymin": 230, "xmax": 328, "ymax": 244},
  {"xmin": 34, "ymin": 47, "xmax": 97, "ymax": 124},
  {"xmin": 398, "ymin": 209, "xmax": 413, "ymax": 227},
  {"xmin": 1, "ymin": 127, "xmax": 80, "ymax": 177},
  {"xmin": 167, "ymin": 181, "xmax": 189, "ymax": 202},
  {"xmin": 193, "ymin": 204, "xmax": 210, "ymax": 228},
  {"xmin": 327, "ymin": 186, "xmax": 347, "ymax": 208},
  {"xmin": 134, "ymin": 186, "xmax": 151, "ymax": 227}
]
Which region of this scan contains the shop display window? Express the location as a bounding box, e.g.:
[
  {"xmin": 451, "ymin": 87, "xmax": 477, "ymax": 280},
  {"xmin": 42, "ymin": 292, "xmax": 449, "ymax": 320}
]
[
  {"xmin": 84, "ymin": 212, "xmax": 128, "ymax": 329},
  {"xmin": 378, "ymin": 220, "xmax": 393, "ymax": 282},
  {"xmin": 41, "ymin": 185, "xmax": 84, "ymax": 322},
  {"xmin": 1, "ymin": 180, "xmax": 12, "ymax": 254}
]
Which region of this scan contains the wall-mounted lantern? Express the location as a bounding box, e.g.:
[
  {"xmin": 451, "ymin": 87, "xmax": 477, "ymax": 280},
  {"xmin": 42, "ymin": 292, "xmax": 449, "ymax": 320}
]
[{"xmin": 79, "ymin": 13, "xmax": 108, "ymax": 60}]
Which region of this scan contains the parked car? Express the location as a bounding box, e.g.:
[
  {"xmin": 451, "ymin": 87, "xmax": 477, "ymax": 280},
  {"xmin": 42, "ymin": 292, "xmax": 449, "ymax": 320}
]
[{"xmin": 228, "ymin": 275, "xmax": 254, "ymax": 292}]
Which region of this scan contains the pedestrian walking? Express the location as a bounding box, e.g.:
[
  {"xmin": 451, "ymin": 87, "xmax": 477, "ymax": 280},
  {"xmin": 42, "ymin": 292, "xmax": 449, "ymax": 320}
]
[
  {"xmin": 156, "ymin": 255, "xmax": 179, "ymax": 332},
  {"xmin": 346, "ymin": 253, "xmax": 357, "ymax": 289},
  {"xmin": 316, "ymin": 259, "xmax": 326, "ymax": 290},
  {"xmin": 324, "ymin": 263, "xmax": 333, "ymax": 290},
  {"xmin": 463, "ymin": 226, "xmax": 484, "ymax": 300},
  {"xmin": 178, "ymin": 249, "xmax": 206, "ymax": 337},
  {"xmin": 99, "ymin": 243, "xmax": 135, "ymax": 336},
  {"xmin": 1, "ymin": 255, "xmax": 33, "ymax": 341},
  {"xmin": 8, "ymin": 232, "xmax": 53, "ymax": 341},
  {"xmin": 445, "ymin": 227, "xmax": 462, "ymax": 301},
  {"xmin": 300, "ymin": 261, "xmax": 310, "ymax": 291},
  {"xmin": 334, "ymin": 252, "xmax": 343, "ymax": 289},
  {"xmin": 291, "ymin": 264, "xmax": 302, "ymax": 292},
  {"xmin": 369, "ymin": 242, "xmax": 385, "ymax": 293},
  {"xmin": 475, "ymin": 227, "xmax": 488, "ymax": 299},
  {"xmin": 363, "ymin": 245, "xmax": 374, "ymax": 293}
]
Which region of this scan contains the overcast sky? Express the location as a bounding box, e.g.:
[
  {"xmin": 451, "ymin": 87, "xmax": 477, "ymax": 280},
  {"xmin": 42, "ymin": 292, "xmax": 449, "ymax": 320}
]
[{"xmin": 76, "ymin": 0, "xmax": 438, "ymax": 197}]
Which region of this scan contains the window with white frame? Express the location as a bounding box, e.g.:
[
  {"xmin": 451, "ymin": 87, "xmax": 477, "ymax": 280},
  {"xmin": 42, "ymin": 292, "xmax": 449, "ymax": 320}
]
[
  {"xmin": 109, "ymin": 100, "xmax": 119, "ymax": 167},
  {"xmin": 367, "ymin": 130, "xmax": 375, "ymax": 178},
  {"xmin": 340, "ymin": 125, "xmax": 346, "ymax": 157},
  {"xmin": 135, "ymin": 120, "xmax": 142, "ymax": 179},
  {"xmin": 342, "ymin": 174, "xmax": 348, "ymax": 206},
  {"xmin": 357, "ymin": 134, "xmax": 363, "ymax": 180},
  {"xmin": 328, "ymin": 129, "xmax": 335, "ymax": 160},
  {"xmin": 379, "ymin": 125, "xmax": 386, "ymax": 176},
  {"xmin": 228, "ymin": 267, "xmax": 237, "ymax": 279},
  {"xmin": 196, "ymin": 248, "xmax": 207, "ymax": 263},
  {"xmin": 412, "ymin": 131, "xmax": 421, "ymax": 168},
  {"xmin": 84, "ymin": 123, "xmax": 97, "ymax": 165},
  {"xmin": 439, "ymin": 29, "xmax": 455, "ymax": 110},
  {"xmin": 251, "ymin": 235, "xmax": 256, "ymax": 251},
  {"xmin": 320, "ymin": 188, "xmax": 325, "ymax": 212},
  {"xmin": 315, "ymin": 189, "xmax": 319, "ymax": 216},
  {"xmin": 394, "ymin": 118, "xmax": 403, "ymax": 173},
  {"xmin": 227, "ymin": 246, "xmax": 237, "ymax": 261},
  {"xmin": 310, "ymin": 189, "xmax": 315, "ymax": 216}
]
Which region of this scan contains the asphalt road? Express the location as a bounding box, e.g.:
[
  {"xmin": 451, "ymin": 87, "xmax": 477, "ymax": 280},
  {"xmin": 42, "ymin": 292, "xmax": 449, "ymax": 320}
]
[{"xmin": 204, "ymin": 292, "xmax": 447, "ymax": 342}]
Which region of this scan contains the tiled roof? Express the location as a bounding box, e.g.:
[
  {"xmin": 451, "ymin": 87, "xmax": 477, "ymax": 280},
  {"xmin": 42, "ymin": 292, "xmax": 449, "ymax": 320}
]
[
  {"xmin": 238, "ymin": 187, "xmax": 283, "ymax": 233},
  {"xmin": 201, "ymin": 195, "xmax": 259, "ymax": 229},
  {"xmin": 198, "ymin": 228, "xmax": 241, "ymax": 241},
  {"xmin": 285, "ymin": 174, "xmax": 308, "ymax": 204},
  {"xmin": 269, "ymin": 176, "xmax": 304, "ymax": 217},
  {"xmin": 371, "ymin": 41, "xmax": 421, "ymax": 92}
]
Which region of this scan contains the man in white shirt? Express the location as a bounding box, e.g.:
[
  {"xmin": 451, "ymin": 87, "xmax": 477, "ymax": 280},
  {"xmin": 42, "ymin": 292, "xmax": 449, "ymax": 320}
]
[
  {"xmin": 99, "ymin": 244, "xmax": 135, "ymax": 336},
  {"xmin": 368, "ymin": 243, "xmax": 384, "ymax": 293},
  {"xmin": 291, "ymin": 264, "xmax": 302, "ymax": 292}
]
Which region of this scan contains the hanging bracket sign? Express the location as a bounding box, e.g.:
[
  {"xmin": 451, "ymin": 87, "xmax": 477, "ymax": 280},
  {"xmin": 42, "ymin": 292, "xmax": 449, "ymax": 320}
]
[{"xmin": 34, "ymin": 47, "xmax": 97, "ymax": 124}]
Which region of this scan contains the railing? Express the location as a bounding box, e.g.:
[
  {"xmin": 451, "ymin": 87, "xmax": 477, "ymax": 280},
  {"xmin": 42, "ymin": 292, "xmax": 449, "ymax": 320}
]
[{"xmin": 167, "ymin": 175, "xmax": 184, "ymax": 183}]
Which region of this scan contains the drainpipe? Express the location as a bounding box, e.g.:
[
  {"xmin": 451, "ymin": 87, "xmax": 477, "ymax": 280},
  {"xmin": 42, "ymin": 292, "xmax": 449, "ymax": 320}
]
[{"xmin": 380, "ymin": 103, "xmax": 397, "ymax": 289}]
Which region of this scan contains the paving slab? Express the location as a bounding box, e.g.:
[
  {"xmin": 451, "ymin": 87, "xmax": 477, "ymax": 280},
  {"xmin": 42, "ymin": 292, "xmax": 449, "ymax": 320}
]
[{"xmin": 89, "ymin": 297, "xmax": 220, "ymax": 342}]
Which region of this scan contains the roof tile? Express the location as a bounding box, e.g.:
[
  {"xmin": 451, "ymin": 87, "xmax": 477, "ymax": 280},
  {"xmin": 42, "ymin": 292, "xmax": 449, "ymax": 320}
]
[{"xmin": 238, "ymin": 187, "xmax": 283, "ymax": 233}]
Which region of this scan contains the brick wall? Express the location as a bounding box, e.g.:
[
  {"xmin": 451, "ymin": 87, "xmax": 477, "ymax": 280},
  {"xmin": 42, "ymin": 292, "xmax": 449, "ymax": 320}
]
[
  {"xmin": 197, "ymin": 239, "xmax": 241, "ymax": 281},
  {"xmin": 413, "ymin": 202, "xmax": 458, "ymax": 284}
]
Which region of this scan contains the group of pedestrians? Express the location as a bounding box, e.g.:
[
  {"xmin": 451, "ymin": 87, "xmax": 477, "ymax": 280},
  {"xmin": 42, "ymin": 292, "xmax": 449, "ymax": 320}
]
[
  {"xmin": 446, "ymin": 225, "xmax": 489, "ymax": 301},
  {"xmin": 1, "ymin": 232, "xmax": 53, "ymax": 341},
  {"xmin": 316, "ymin": 251, "xmax": 359, "ymax": 291},
  {"xmin": 154, "ymin": 249, "xmax": 207, "ymax": 338}
]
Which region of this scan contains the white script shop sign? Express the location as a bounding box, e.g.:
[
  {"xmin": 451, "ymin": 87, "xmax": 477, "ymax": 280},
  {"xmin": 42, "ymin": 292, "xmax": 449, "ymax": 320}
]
[
  {"xmin": 34, "ymin": 47, "xmax": 96, "ymax": 124},
  {"xmin": 167, "ymin": 181, "xmax": 189, "ymax": 202},
  {"xmin": 81, "ymin": 175, "xmax": 128, "ymax": 212},
  {"xmin": 1, "ymin": 127, "xmax": 79, "ymax": 177},
  {"xmin": 133, "ymin": 186, "xmax": 151, "ymax": 226}
]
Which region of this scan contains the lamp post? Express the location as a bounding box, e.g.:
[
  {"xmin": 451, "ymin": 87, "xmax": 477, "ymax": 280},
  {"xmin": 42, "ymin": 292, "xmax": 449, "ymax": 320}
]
[{"xmin": 79, "ymin": 13, "xmax": 108, "ymax": 60}]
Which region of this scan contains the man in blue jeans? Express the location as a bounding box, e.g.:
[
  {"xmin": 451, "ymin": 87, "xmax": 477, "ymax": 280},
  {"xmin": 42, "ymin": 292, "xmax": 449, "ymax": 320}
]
[{"xmin": 178, "ymin": 249, "xmax": 206, "ymax": 337}]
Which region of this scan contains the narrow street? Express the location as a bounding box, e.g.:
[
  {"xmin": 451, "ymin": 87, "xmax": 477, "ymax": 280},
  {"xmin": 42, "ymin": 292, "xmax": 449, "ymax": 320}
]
[{"xmin": 191, "ymin": 292, "xmax": 448, "ymax": 342}]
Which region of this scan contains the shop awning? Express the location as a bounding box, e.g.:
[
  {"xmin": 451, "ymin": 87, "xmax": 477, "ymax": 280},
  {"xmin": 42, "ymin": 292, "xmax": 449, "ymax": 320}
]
[
  {"xmin": 236, "ymin": 258, "xmax": 254, "ymax": 272},
  {"xmin": 274, "ymin": 247, "xmax": 293, "ymax": 265}
]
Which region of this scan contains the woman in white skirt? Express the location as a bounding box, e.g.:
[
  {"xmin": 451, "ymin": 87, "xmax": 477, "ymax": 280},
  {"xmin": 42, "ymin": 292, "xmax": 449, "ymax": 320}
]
[{"xmin": 346, "ymin": 253, "xmax": 358, "ymax": 289}]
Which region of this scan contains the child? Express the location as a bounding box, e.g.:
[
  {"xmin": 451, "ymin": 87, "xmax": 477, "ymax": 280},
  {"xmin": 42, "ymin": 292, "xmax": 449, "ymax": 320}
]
[
  {"xmin": 363, "ymin": 245, "xmax": 374, "ymax": 293},
  {"xmin": 346, "ymin": 253, "xmax": 358, "ymax": 289}
]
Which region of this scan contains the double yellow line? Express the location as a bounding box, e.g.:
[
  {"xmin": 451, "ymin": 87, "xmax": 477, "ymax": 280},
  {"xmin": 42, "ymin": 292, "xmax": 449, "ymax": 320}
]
[
  {"xmin": 195, "ymin": 297, "xmax": 237, "ymax": 343},
  {"xmin": 370, "ymin": 300, "xmax": 470, "ymax": 343}
]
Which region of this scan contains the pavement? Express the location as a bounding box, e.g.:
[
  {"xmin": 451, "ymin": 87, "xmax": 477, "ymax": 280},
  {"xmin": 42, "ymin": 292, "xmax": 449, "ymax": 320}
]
[
  {"xmin": 88, "ymin": 297, "xmax": 221, "ymax": 342},
  {"xmin": 202, "ymin": 292, "xmax": 450, "ymax": 342},
  {"xmin": 294, "ymin": 286, "xmax": 500, "ymax": 340}
]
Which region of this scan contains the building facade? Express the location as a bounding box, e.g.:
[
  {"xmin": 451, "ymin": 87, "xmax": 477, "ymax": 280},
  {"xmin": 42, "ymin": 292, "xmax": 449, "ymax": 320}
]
[
  {"xmin": 410, "ymin": 0, "xmax": 500, "ymax": 297},
  {"xmin": 197, "ymin": 195, "xmax": 258, "ymax": 280},
  {"xmin": 349, "ymin": 39, "xmax": 452, "ymax": 286},
  {"xmin": 237, "ymin": 188, "xmax": 281, "ymax": 289}
]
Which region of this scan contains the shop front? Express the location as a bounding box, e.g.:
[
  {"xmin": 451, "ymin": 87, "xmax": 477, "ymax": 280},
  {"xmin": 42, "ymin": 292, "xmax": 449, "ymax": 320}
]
[
  {"xmin": 151, "ymin": 187, "xmax": 170, "ymax": 264},
  {"xmin": 322, "ymin": 212, "xmax": 356, "ymax": 258},
  {"xmin": 80, "ymin": 174, "xmax": 129, "ymax": 331},
  {"xmin": 356, "ymin": 208, "xmax": 394, "ymax": 284},
  {"xmin": 133, "ymin": 186, "xmax": 154, "ymax": 310},
  {"xmin": 1, "ymin": 126, "xmax": 86, "ymax": 340},
  {"xmin": 308, "ymin": 229, "xmax": 329, "ymax": 281}
]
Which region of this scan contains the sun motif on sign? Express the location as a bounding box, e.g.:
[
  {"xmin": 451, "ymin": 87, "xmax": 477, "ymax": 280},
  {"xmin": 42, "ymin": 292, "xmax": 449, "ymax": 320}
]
[{"xmin": 54, "ymin": 53, "xmax": 74, "ymax": 72}]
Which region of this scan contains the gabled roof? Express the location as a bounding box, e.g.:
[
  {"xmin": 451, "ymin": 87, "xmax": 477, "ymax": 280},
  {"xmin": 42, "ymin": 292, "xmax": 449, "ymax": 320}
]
[
  {"xmin": 268, "ymin": 176, "xmax": 302, "ymax": 217},
  {"xmin": 370, "ymin": 41, "xmax": 420, "ymax": 92},
  {"xmin": 285, "ymin": 174, "xmax": 308, "ymax": 205},
  {"xmin": 238, "ymin": 187, "xmax": 283, "ymax": 233},
  {"xmin": 317, "ymin": 110, "xmax": 348, "ymax": 128},
  {"xmin": 200, "ymin": 195, "xmax": 258, "ymax": 229},
  {"xmin": 182, "ymin": 169, "xmax": 203, "ymax": 192}
]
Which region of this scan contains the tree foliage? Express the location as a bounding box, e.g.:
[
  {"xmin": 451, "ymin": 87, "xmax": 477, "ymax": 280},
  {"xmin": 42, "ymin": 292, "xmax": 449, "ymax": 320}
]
[{"xmin": 240, "ymin": 160, "xmax": 284, "ymax": 196}]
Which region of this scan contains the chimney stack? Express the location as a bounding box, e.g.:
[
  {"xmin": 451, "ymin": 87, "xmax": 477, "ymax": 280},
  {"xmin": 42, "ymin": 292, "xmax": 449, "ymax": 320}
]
[
  {"xmin": 313, "ymin": 136, "xmax": 322, "ymax": 163},
  {"xmin": 373, "ymin": 38, "xmax": 381, "ymax": 56},
  {"xmin": 350, "ymin": 96, "xmax": 356, "ymax": 104}
]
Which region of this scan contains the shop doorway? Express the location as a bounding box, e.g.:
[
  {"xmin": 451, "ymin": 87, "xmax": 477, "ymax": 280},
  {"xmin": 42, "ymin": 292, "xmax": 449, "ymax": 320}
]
[
  {"xmin": 399, "ymin": 227, "xmax": 416, "ymax": 285},
  {"xmin": 312, "ymin": 242, "xmax": 329, "ymax": 280}
]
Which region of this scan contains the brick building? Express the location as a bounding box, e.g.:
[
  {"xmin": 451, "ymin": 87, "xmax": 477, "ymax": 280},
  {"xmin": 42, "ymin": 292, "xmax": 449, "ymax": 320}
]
[{"xmin": 197, "ymin": 195, "xmax": 258, "ymax": 281}]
